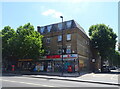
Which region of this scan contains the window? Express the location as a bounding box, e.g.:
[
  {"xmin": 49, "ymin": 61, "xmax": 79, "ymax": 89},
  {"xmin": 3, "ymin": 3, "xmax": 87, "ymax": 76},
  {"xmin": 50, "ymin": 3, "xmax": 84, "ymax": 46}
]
[
  {"xmin": 66, "ymin": 49, "xmax": 71, "ymax": 54},
  {"xmin": 87, "ymin": 49, "xmax": 89, "ymax": 53},
  {"xmin": 46, "ymin": 38, "xmax": 50, "ymax": 43},
  {"xmin": 86, "ymin": 41, "xmax": 88, "ymax": 44},
  {"xmin": 46, "ymin": 50, "xmax": 50, "ymax": 55},
  {"xmin": 67, "ymin": 34, "xmax": 71, "ymax": 41},
  {"xmin": 66, "ymin": 21, "xmax": 72, "ymax": 28},
  {"xmin": 47, "ymin": 25, "xmax": 52, "ymax": 32},
  {"xmin": 66, "ymin": 45, "xmax": 71, "ymax": 54},
  {"xmin": 88, "ymin": 41, "xmax": 89, "ymax": 45},
  {"xmin": 58, "ymin": 23, "xmax": 62, "ymax": 30},
  {"xmin": 58, "ymin": 35, "xmax": 62, "ymax": 42},
  {"xmin": 40, "ymin": 27, "xmax": 45, "ymax": 33}
]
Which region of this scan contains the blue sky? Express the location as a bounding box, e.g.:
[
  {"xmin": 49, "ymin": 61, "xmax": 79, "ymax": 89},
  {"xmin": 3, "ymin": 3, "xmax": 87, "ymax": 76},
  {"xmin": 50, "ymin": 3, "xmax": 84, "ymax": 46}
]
[{"xmin": 1, "ymin": 1, "xmax": 118, "ymax": 37}]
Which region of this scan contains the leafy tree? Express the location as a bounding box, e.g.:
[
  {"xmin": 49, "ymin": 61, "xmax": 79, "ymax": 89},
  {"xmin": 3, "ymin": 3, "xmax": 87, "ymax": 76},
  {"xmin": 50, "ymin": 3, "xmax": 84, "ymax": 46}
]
[
  {"xmin": 2, "ymin": 23, "xmax": 44, "ymax": 63},
  {"xmin": 107, "ymin": 49, "xmax": 120, "ymax": 66},
  {"xmin": 112, "ymin": 51, "xmax": 120, "ymax": 66},
  {"xmin": 15, "ymin": 23, "xmax": 44, "ymax": 59},
  {"xmin": 118, "ymin": 42, "xmax": 120, "ymax": 51},
  {"xmin": 2, "ymin": 26, "xmax": 17, "ymax": 62},
  {"xmin": 89, "ymin": 24, "xmax": 117, "ymax": 71}
]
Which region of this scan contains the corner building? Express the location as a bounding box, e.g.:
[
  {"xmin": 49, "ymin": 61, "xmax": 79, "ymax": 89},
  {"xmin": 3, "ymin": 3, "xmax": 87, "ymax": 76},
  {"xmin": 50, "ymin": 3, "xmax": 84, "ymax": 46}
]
[{"xmin": 37, "ymin": 20, "xmax": 93, "ymax": 73}]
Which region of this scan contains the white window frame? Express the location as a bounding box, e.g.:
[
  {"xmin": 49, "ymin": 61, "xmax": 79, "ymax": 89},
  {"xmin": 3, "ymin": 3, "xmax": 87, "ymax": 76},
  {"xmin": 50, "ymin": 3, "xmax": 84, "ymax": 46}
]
[
  {"xmin": 41, "ymin": 27, "xmax": 45, "ymax": 33},
  {"xmin": 66, "ymin": 45, "xmax": 71, "ymax": 54},
  {"xmin": 58, "ymin": 23, "xmax": 62, "ymax": 30},
  {"xmin": 66, "ymin": 49, "xmax": 71, "ymax": 54},
  {"xmin": 58, "ymin": 35, "xmax": 62, "ymax": 42},
  {"xmin": 67, "ymin": 34, "xmax": 71, "ymax": 41},
  {"xmin": 66, "ymin": 21, "xmax": 72, "ymax": 28},
  {"xmin": 47, "ymin": 25, "xmax": 52, "ymax": 32},
  {"xmin": 46, "ymin": 38, "xmax": 50, "ymax": 43}
]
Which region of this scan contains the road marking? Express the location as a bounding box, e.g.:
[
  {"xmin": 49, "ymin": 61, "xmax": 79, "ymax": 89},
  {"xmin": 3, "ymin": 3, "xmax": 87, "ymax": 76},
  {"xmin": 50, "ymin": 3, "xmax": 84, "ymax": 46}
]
[
  {"xmin": 92, "ymin": 74, "xmax": 106, "ymax": 77},
  {"xmin": 2, "ymin": 76, "xmax": 69, "ymax": 87},
  {"xmin": 0, "ymin": 79, "xmax": 55, "ymax": 87}
]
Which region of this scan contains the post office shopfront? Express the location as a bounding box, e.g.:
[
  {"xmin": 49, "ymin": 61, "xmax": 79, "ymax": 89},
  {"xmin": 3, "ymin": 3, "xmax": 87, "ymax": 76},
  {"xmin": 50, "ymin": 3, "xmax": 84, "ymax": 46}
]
[
  {"xmin": 17, "ymin": 54, "xmax": 89, "ymax": 73},
  {"xmin": 37, "ymin": 54, "xmax": 79, "ymax": 73}
]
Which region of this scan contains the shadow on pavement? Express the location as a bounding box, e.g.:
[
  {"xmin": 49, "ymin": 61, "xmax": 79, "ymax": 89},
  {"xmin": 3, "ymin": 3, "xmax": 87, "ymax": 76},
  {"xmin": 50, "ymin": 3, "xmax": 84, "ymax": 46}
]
[
  {"xmin": 2, "ymin": 71, "xmax": 87, "ymax": 77},
  {"xmin": 94, "ymin": 71, "xmax": 120, "ymax": 74}
]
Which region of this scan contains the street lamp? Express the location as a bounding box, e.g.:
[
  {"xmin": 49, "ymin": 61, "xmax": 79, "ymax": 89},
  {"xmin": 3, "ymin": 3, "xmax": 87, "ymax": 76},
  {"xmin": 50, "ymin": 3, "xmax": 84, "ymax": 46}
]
[
  {"xmin": 60, "ymin": 16, "xmax": 64, "ymax": 76},
  {"xmin": 92, "ymin": 59, "xmax": 95, "ymax": 72},
  {"xmin": 92, "ymin": 59, "xmax": 95, "ymax": 63}
]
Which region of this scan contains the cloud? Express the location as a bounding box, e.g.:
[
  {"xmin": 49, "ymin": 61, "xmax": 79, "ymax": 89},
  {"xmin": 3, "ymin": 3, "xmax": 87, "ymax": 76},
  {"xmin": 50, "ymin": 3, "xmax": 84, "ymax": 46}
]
[{"xmin": 42, "ymin": 9, "xmax": 63, "ymax": 18}]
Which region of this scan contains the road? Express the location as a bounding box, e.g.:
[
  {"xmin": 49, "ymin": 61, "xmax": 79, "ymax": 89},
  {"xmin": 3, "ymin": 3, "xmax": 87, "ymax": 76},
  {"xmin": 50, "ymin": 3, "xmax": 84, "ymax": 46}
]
[{"xmin": 1, "ymin": 76, "xmax": 119, "ymax": 87}]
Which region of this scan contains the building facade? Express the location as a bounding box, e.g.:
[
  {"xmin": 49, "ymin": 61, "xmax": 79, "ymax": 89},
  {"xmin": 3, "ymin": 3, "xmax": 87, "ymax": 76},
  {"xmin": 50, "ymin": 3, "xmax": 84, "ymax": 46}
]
[{"xmin": 36, "ymin": 20, "xmax": 94, "ymax": 73}]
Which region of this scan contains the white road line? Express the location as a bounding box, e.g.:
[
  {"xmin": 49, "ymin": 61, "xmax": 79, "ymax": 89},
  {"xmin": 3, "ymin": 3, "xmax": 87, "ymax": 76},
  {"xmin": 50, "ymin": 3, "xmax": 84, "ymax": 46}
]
[
  {"xmin": 2, "ymin": 76, "xmax": 67, "ymax": 87},
  {"xmin": 0, "ymin": 79, "xmax": 55, "ymax": 87}
]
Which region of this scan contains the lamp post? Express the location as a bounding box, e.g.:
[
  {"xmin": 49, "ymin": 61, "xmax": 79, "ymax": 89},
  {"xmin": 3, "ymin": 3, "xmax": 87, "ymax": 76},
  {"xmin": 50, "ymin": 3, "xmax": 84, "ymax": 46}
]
[
  {"xmin": 60, "ymin": 16, "xmax": 63, "ymax": 76},
  {"xmin": 92, "ymin": 59, "xmax": 95, "ymax": 72}
]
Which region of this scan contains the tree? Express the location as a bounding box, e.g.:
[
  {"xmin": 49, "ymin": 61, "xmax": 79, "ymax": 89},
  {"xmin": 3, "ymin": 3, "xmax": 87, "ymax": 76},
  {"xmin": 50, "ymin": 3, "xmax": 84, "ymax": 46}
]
[
  {"xmin": 118, "ymin": 42, "xmax": 120, "ymax": 51},
  {"xmin": 2, "ymin": 26, "xmax": 17, "ymax": 62},
  {"xmin": 2, "ymin": 23, "xmax": 44, "ymax": 64},
  {"xmin": 15, "ymin": 23, "xmax": 44, "ymax": 59},
  {"xmin": 107, "ymin": 49, "xmax": 120, "ymax": 66},
  {"xmin": 112, "ymin": 51, "xmax": 120, "ymax": 66},
  {"xmin": 89, "ymin": 24, "xmax": 117, "ymax": 71}
]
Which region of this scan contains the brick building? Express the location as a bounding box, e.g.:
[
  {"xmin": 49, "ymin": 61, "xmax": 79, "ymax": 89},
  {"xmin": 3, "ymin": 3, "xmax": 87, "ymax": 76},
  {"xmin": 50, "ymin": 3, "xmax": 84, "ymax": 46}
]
[{"xmin": 37, "ymin": 20, "xmax": 95, "ymax": 73}]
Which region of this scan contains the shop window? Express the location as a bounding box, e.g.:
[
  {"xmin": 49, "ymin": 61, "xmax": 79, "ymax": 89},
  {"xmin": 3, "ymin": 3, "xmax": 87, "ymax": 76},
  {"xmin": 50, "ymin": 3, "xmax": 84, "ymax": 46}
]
[
  {"xmin": 46, "ymin": 38, "xmax": 50, "ymax": 43},
  {"xmin": 47, "ymin": 25, "xmax": 52, "ymax": 32},
  {"xmin": 40, "ymin": 27, "xmax": 45, "ymax": 33},
  {"xmin": 66, "ymin": 21, "xmax": 72, "ymax": 28},
  {"xmin": 67, "ymin": 34, "xmax": 71, "ymax": 41},
  {"xmin": 47, "ymin": 62, "xmax": 52, "ymax": 72},
  {"xmin": 58, "ymin": 35, "xmax": 62, "ymax": 42},
  {"xmin": 58, "ymin": 23, "xmax": 62, "ymax": 30}
]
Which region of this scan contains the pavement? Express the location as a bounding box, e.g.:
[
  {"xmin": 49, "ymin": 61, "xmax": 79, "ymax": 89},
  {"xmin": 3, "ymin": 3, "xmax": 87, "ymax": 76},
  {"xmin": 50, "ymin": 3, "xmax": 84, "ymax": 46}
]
[{"xmin": 2, "ymin": 70, "xmax": 120, "ymax": 86}]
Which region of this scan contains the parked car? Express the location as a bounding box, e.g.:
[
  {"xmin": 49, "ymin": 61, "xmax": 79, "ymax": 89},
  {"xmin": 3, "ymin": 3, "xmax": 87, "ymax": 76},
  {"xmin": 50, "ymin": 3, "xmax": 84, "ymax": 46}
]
[
  {"xmin": 102, "ymin": 66, "xmax": 111, "ymax": 73},
  {"xmin": 109, "ymin": 66, "xmax": 117, "ymax": 70}
]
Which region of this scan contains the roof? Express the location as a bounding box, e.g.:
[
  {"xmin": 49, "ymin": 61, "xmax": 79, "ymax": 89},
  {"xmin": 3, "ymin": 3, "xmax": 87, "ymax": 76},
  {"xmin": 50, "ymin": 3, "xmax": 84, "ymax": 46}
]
[
  {"xmin": 73, "ymin": 20, "xmax": 87, "ymax": 35},
  {"xmin": 37, "ymin": 19, "xmax": 87, "ymax": 36}
]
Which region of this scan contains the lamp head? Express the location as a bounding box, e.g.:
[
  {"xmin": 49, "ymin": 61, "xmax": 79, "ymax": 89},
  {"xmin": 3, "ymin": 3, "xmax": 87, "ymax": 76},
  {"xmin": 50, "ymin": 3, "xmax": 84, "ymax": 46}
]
[{"xmin": 60, "ymin": 16, "xmax": 63, "ymax": 18}]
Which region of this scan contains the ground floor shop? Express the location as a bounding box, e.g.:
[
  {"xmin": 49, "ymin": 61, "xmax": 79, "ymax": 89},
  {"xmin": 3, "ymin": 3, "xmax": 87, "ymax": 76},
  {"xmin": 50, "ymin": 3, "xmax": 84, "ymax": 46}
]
[{"xmin": 16, "ymin": 54, "xmax": 91, "ymax": 73}]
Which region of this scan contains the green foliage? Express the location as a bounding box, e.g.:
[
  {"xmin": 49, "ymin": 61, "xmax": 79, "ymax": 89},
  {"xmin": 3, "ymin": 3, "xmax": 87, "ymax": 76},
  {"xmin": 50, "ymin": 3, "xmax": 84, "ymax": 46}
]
[
  {"xmin": 89, "ymin": 24, "xmax": 117, "ymax": 66},
  {"xmin": 107, "ymin": 49, "xmax": 120, "ymax": 66},
  {"xmin": 2, "ymin": 26, "xmax": 17, "ymax": 60},
  {"xmin": 2, "ymin": 23, "xmax": 44, "ymax": 61},
  {"xmin": 119, "ymin": 42, "xmax": 120, "ymax": 51},
  {"xmin": 112, "ymin": 51, "xmax": 120, "ymax": 66}
]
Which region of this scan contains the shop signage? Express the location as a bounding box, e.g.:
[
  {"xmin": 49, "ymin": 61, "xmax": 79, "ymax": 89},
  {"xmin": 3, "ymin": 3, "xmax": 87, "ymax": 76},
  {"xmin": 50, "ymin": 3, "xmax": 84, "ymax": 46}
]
[
  {"xmin": 68, "ymin": 54, "xmax": 78, "ymax": 58},
  {"xmin": 46, "ymin": 55, "xmax": 61, "ymax": 58},
  {"xmin": 18, "ymin": 59, "xmax": 33, "ymax": 61},
  {"xmin": 46, "ymin": 54, "xmax": 78, "ymax": 59}
]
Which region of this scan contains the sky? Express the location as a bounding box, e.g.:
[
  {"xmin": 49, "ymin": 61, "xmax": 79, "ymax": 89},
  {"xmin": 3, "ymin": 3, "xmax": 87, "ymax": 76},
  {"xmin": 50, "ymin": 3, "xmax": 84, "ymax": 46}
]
[{"xmin": 0, "ymin": 1, "xmax": 119, "ymax": 48}]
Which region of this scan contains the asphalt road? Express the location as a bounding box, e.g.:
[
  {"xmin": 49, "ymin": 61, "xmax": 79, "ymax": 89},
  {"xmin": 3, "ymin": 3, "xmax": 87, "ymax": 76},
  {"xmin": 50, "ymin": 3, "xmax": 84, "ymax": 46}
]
[{"xmin": 1, "ymin": 76, "xmax": 119, "ymax": 87}]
